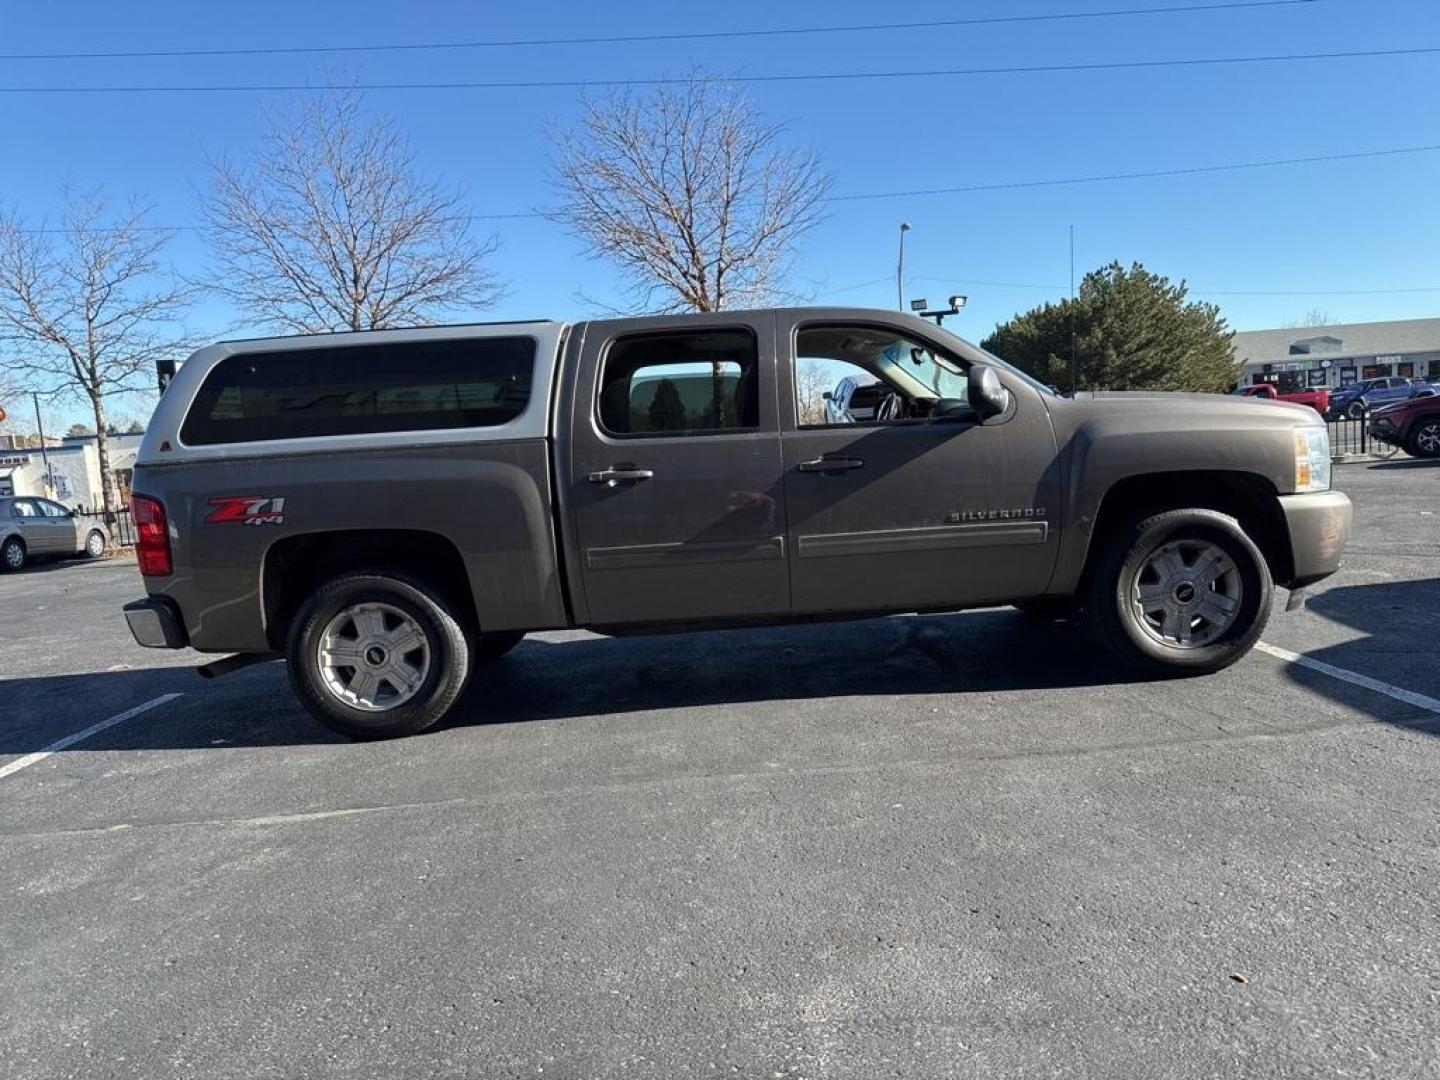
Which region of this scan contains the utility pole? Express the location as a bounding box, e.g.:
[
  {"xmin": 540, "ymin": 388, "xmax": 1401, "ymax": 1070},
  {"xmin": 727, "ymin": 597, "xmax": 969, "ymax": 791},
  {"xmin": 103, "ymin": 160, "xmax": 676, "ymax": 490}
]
[
  {"xmin": 1069, "ymin": 225, "xmax": 1077, "ymax": 396},
  {"xmin": 31, "ymin": 391, "xmax": 54, "ymax": 496},
  {"xmin": 897, "ymin": 222, "xmax": 911, "ymax": 311}
]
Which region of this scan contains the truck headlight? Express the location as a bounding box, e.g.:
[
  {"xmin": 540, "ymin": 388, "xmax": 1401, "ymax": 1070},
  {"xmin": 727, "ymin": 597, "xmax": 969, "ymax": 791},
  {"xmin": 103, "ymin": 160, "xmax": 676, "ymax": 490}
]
[{"xmin": 1293, "ymin": 425, "xmax": 1331, "ymax": 493}]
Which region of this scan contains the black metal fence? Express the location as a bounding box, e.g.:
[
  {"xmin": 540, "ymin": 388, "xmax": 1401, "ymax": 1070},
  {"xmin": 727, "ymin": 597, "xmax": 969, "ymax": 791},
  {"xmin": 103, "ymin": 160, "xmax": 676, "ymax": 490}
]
[
  {"xmin": 74, "ymin": 506, "xmax": 137, "ymax": 547},
  {"xmin": 1326, "ymin": 417, "xmax": 1370, "ymax": 457}
]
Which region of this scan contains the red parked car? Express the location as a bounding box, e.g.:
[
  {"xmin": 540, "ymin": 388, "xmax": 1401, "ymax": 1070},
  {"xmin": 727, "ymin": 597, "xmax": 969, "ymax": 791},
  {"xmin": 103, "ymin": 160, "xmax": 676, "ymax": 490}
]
[
  {"xmin": 1368, "ymin": 395, "xmax": 1440, "ymax": 457},
  {"xmin": 1234, "ymin": 382, "xmax": 1331, "ymax": 415}
]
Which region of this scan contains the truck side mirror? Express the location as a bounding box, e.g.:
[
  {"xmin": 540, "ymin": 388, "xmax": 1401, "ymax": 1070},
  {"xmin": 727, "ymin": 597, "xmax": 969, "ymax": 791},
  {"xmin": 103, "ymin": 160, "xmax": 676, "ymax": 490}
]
[{"xmin": 968, "ymin": 364, "xmax": 1009, "ymax": 420}]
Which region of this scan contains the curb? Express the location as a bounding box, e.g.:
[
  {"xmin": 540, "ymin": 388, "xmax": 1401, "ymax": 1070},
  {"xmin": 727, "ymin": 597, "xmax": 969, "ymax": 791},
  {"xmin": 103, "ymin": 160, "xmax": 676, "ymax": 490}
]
[{"xmin": 1332, "ymin": 452, "xmax": 1407, "ymax": 464}]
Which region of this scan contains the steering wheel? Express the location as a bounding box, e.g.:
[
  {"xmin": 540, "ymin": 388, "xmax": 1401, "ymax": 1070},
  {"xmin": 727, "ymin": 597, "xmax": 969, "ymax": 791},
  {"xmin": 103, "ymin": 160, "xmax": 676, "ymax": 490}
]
[{"xmin": 874, "ymin": 392, "xmax": 905, "ymax": 421}]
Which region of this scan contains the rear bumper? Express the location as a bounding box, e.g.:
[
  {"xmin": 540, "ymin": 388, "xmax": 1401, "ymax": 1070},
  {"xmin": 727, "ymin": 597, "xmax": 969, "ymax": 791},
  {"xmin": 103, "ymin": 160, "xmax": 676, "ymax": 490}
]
[
  {"xmin": 1278, "ymin": 490, "xmax": 1352, "ymax": 589},
  {"xmin": 123, "ymin": 596, "xmax": 188, "ymax": 649}
]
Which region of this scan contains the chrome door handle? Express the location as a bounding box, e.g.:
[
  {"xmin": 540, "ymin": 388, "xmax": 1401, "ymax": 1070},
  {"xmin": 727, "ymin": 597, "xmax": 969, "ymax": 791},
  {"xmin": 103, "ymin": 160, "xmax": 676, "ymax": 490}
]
[
  {"xmin": 798, "ymin": 457, "xmax": 864, "ymax": 473},
  {"xmin": 797, "ymin": 457, "xmax": 864, "ymax": 473},
  {"xmin": 588, "ymin": 466, "xmax": 655, "ymax": 485}
]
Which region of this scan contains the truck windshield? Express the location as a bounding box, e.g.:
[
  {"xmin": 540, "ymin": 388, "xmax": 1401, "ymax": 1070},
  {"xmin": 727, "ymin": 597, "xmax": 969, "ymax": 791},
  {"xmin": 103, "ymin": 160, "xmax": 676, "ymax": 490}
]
[
  {"xmin": 891, "ymin": 342, "xmax": 968, "ymax": 400},
  {"xmin": 927, "ymin": 324, "xmax": 1058, "ymax": 397}
]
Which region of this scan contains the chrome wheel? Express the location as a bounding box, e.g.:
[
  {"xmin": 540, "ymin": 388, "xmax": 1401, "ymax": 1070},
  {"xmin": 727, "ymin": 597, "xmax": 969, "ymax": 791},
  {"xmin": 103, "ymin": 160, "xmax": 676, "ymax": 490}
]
[
  {"xmin": 86, "ymin": 531, "xmax": 106, "ymax": 557},
  {"xmin": 3, "ymin": 540, "xmax": 23, "ymax": 569},
  {"xmin": 1129, "ymin": 538, "xmax": 1243, "ymax": 649},
  {"xmin": 316, "ymin": 602, "xmax": 431, "ymax": 712},
  {"xmin": 1415, "ymin": 421, "xmax": 1440, "ymax": 456}
]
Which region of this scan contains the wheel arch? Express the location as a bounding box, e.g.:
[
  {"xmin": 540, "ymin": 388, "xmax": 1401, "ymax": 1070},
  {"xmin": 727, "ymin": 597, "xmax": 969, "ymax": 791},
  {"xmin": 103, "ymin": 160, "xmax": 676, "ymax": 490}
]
[
  {"xmin": 1407, "ymin": 412, "xmax": 1440, "ymax": 456},
  {"xmin": 1068, "ymin": 470, "xmax": 1294, "ymax": 595},
  {"xmin": 261, "ymin": 529, "xmax": 480, "ymax": 651}
]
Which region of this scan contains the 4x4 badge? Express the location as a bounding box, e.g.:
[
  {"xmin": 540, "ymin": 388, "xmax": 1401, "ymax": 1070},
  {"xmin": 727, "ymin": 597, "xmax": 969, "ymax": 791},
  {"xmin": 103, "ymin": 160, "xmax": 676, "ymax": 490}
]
[{"xmin": 205, "ymin": 496, "xmax": 287, "ymax": 526}]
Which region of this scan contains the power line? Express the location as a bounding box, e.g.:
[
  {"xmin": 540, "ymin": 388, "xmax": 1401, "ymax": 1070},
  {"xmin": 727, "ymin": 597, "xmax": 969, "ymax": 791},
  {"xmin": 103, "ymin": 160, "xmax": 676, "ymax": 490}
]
[
  {"xmin": 911, "ymin": 275, "xmax": 1065, "ymax": 290},
  {"xmin": 0, "ymin": 1, "xmax": 1319, "ymax": 61},
  {"xmin": 2, "ymin": 44, "xmax": 1436, "ymax": 94},
  {"xmin": 827, "ymin": 143, "xmax": 1440, "ymax": 202},
  {"xmin": 905, "ymin": 276, "xmax": 1440, "ymax": 297},
  {"xmin": 1197, "ymin": 285, "xmax": 1440, "ymax": 295},
  {"xmin": 16, "ymin": 140, "xmax": 1440, "ymax": 236}
]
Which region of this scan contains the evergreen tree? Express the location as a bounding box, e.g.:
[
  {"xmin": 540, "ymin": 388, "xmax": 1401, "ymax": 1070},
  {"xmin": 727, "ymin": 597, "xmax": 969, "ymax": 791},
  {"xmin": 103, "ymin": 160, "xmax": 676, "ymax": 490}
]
[{"xmin": 982, "ymin": 262, "xmax": 1237, "ymax": 393}]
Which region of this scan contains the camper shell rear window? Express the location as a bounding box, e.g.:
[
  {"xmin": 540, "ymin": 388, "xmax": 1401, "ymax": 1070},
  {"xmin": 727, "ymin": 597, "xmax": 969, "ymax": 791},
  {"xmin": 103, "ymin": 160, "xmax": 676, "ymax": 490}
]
[{"xmin": 180, "ymin": 336, "xmax": 536, "ymax": 446}]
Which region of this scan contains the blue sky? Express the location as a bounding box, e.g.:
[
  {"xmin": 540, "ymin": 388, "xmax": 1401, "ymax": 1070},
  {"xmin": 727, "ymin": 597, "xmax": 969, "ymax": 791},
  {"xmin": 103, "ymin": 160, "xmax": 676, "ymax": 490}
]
[{"xmin": 2, "ymin": 0, "xmax": 1438, "ymax": 423}]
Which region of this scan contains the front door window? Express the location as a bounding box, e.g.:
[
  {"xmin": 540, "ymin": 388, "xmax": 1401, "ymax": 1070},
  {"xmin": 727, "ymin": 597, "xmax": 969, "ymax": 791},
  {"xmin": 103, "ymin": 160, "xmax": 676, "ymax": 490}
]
[{"xmin": 794, "ymin": 325, "xmax": 973, "ymax": 427}]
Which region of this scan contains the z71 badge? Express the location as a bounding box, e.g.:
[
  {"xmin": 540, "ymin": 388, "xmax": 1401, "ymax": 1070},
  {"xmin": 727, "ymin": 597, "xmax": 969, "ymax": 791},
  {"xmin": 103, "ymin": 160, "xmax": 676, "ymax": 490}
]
[{"xmin": 205, "ymin": 496, "xmax": 287, "ymax": 526}]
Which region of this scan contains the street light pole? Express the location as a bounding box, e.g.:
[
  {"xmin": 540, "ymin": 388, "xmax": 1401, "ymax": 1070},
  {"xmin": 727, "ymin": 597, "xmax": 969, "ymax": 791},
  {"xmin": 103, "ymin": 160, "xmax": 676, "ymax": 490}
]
[
  {"xmin": 897, "ymin": 222, "xmax": 911, "ymax": 311},
  {"xmin": 31, "ymin": 392, "xmax": 54, "ymax": 497}
]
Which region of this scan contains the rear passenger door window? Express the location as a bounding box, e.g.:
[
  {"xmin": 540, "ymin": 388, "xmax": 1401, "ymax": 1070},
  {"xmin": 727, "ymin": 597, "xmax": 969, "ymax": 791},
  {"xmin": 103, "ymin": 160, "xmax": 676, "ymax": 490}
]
[
  {"xmin": 181, "ymin": 336, "xmax": 537, "ymax": 446},
  {"xmin": 597, "ymin": 329, "xmax": 759, "ymax": 437}
]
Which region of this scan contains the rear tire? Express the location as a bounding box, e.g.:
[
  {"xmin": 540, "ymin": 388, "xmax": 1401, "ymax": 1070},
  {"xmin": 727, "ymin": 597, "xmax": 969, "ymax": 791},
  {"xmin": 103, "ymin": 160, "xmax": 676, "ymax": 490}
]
[
  {"xmin": 1, "ymin": 536, "xmax": 25, "ymax": 572},
  {"xmin": 84, "ymin": 530, "xmax": 107, "ymax": 559},
  {"xmin": 1408, "ymin": 418, "xmax": 1440, "ymax": 458},
  {"xmin": 1084, "ymin": 508, "xmax": 1272, "ymax": 676},
  {"xmin": 286, "ymin": 571, "xmax": 471, "ymax": 740}
]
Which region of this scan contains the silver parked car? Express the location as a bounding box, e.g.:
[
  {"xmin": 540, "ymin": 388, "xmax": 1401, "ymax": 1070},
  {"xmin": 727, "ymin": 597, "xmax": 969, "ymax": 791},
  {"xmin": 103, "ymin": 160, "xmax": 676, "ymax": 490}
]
[{"xmin": 1, "ymin": 496, "xmax": 110, "ymax": 571}]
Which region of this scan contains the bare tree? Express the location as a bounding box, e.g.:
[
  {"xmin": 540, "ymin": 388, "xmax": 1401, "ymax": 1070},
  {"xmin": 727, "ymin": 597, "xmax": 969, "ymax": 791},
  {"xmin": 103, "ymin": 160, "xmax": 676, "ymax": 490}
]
[
  {"xmin": 1282, "ymin": 309, "xmax": 1339, "ymax": 329},
  {"xmin": 0, "ymin": 371, "xmax": 21, "ymax": 435},
  {"xmin": 795, "ymin": 360, "xmax": 832, "ymax": 425},
  {"xmin": 0, "ymin": 191, "xmax": 190, "ymax": 518},
  {"xmin": 203, "ymin": 88, "xmax": 501, "ymax": 333},
  {"xmin": 550, "ymin": 72, "xmax": 831, "ymax": 313}
]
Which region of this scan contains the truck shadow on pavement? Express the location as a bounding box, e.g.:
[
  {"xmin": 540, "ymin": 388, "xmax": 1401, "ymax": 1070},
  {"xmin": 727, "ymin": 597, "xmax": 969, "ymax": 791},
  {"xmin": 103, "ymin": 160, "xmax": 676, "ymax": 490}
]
[
  {"xmin": 2, "ymin": 612, "xmax": 1146, "ymax": 753},
  {"xmin": 5, "ymin": 584, "xmax": 1437, "ymax": 754},
  {"xmin": 1277, "ymin": 577, "xmax": 1440, "ymax": 725}
]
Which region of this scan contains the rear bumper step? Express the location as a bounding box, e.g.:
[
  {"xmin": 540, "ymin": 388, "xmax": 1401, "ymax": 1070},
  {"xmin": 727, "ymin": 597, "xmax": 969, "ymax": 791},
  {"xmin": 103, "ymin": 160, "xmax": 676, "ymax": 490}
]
[{"xmin": 123, "ymin": 596, "xmax": 188, "ymax": 649}]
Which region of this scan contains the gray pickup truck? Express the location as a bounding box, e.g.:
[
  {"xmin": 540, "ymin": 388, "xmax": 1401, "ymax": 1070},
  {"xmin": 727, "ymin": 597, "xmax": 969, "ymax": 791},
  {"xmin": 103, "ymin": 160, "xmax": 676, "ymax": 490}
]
[{"xmin": 123, "ymin": 308, "xmax": 1351, "ymax": 738}]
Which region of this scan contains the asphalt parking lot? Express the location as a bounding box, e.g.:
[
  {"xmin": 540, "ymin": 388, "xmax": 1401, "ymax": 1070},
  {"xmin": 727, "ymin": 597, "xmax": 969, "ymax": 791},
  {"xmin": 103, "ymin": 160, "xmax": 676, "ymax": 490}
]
[{"xmin": 2, "ymin": 460, "xmax": 1437, "ymax": 1079}]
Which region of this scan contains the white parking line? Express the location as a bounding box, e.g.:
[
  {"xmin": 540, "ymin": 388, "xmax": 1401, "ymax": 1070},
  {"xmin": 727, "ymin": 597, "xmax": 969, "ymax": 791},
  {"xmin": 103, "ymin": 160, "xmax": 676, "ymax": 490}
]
[
  {"xmin": 1255, "ymin": 642, "xmax": 1440, "ymax": 716},
  {"xmin": 0, "ymin": 693, "xmax": 184, "ymax": 780}
]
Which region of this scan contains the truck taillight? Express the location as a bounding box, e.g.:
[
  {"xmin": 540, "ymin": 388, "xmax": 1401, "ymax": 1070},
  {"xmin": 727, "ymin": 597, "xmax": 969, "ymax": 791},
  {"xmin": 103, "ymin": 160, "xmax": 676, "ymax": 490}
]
[{"xmin": 132, "ymin": 494, "xmax": 173, "ymax": 577}]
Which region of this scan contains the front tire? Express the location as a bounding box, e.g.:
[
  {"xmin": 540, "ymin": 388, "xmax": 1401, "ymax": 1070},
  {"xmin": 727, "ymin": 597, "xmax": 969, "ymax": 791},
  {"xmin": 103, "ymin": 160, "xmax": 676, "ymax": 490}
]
[
  {"xmin": 1085, "ymin": 508, "xmax": 1272, "ymax": 675},
  {"xmin": 1408, "ymin": 418, "xmax": 1440, "ymax": 458},
  {"xmin": 84, "ymin": 530, "xmax": 107, "ymax": 559},
  {"xmin": 1, "ymin": 536, "xmax": 25, "ymax": 572},
  {"xmin": 286, "ymin": 571, "xmax": 471, "ymax": 740},
  {"xmin": 1346, "ymin": 400, "xmax": 1368, "ymax": 420}
]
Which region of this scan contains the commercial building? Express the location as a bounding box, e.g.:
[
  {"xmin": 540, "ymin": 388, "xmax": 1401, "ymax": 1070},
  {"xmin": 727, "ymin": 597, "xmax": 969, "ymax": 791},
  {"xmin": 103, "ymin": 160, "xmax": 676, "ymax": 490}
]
[
  {"xmin": 1232, "ymin": 317, "xmax": 1440, "ymax": 393},
  {"xmin": 0, "ymin": 431, "xmax": 144, "ymax": 508}
]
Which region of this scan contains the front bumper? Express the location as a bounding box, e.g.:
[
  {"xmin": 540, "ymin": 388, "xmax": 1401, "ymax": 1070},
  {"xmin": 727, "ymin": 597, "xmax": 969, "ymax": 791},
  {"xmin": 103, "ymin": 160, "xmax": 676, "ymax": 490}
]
[
  {"xmin": 1278, "ymin": 490, "xmax": 1352, "ymax": 589},
  {"xmin": 1367, "ymin": 416, "xmax": 1402, "ymax": 446},
  {"xmin": 124, "ymin": 596, "xmax": 188, "ymax": 649}
]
